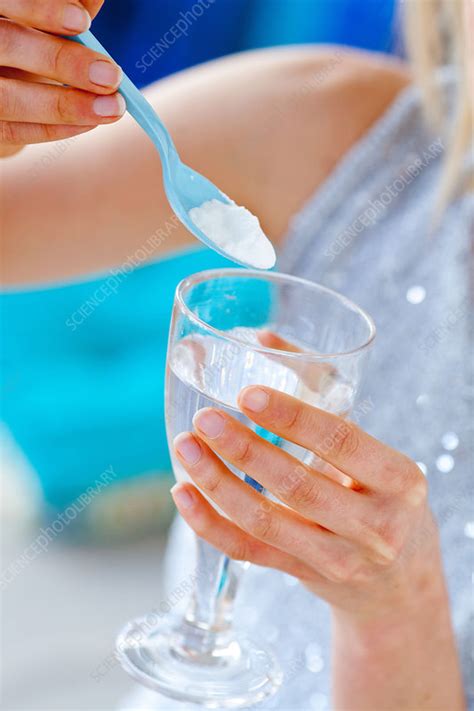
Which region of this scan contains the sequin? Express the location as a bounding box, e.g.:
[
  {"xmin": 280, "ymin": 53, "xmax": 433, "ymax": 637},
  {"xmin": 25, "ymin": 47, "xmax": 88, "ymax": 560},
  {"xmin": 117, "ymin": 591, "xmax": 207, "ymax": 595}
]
[
  {"xmin": 305, "ymin": 642, "xmax": 325, "ymax": 673},
  {"xmin": 305, "ymin": 642, "xmax": 323, "ymax": 657},
  {"xmin": 310, "ymin": 692, "xmax": 329, "ymax": 710},
  {"xmin": 441, "ymin": 432, "xmax": 459, "ymax": 451},
  {"xmin": 416, "ymin": 394, "xmax": 429, "ymax": 408},
  {"xmin": 416, "ymin": 461, "xmax": 428, "ymax": 476},
  {"xmin": 464, "ymin": 522, "xmax": 474, "ymax": 539},
  {"xmin": 306, "ymin": 656, "xmax": 324, "ymax": 674},
  {"xmin": 435, "ymin": 454, "xmax": 455, "ymax": 473},
  {"xmin": 406, "ymin": 286, "xmax": 426, "ymax": 304},
  {"xmin": 265, "ymin": 625, "xmax": 280, "ymax": 643}
]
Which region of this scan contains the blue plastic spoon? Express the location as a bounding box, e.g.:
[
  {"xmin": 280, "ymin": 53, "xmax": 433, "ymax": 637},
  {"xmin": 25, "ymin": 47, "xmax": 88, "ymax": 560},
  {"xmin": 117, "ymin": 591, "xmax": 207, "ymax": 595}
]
[{"xmin": 72, "ymin": 31, "xmax": 253, "ymax": 266}]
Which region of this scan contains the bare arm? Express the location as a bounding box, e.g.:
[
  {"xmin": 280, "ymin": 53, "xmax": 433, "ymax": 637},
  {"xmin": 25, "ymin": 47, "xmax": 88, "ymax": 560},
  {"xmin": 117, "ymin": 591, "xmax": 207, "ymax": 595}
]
[{"xmin": 1, "ymin": 47, "xmax": 409, "ymax": 287}]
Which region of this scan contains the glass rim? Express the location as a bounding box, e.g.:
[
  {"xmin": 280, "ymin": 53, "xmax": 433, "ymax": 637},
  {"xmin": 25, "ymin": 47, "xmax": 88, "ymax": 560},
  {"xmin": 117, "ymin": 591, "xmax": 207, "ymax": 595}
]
[{"xmin": 175, "ymin": 268, "xmax": 376, "ymax": 360}]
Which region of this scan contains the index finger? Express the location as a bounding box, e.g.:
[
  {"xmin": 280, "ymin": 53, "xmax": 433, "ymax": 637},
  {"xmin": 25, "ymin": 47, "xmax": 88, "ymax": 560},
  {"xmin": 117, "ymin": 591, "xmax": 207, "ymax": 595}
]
[
  {"xmin": 0, "ymin": 0, "xmax": 104, "ymax": 35},
  {"xmin": 238, "ymin": 386, "xmax": 425, "ymax": 498}
]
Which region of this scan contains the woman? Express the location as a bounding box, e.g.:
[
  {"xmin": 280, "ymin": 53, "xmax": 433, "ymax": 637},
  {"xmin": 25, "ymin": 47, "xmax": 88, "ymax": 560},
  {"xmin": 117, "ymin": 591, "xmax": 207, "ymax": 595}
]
[
  {"xmin": 1, "ymin": 1, "xmax": 472, "ymax": 708},
  {"xmin": 0, "ymin": 0, "xmax": 396, "ymax": 516}
]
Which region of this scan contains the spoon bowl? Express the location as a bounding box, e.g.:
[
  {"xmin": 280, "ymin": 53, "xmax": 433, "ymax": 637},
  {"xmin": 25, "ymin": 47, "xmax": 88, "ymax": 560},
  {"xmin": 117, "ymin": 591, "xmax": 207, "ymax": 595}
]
[
  {"xmin": 73, "ymin": 31, "xmax": 252, "ymax": 267},
  {"xmin": 163, "ymin": 153, "xmax": 236, "ymax": 256}
]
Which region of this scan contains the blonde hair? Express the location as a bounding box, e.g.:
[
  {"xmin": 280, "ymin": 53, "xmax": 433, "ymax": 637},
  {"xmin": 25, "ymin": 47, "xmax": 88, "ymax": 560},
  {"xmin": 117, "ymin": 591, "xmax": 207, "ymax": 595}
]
[{"xmin": 404, "ymin": 0, "xmax": 473, "ymax": 207}]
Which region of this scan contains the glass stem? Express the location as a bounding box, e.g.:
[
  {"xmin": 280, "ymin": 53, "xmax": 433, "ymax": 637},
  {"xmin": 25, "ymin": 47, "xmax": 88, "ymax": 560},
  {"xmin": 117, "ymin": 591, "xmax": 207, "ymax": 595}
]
[{"xmin": 171, "ymin": 537, "xmax": 246, "ymax": 666}]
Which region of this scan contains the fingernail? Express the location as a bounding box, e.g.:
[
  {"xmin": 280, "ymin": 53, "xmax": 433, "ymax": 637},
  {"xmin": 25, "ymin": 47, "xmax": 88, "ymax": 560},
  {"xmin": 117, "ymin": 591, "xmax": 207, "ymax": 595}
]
[
  {"xmin": 89, "ymin": 60, "xmax": 122, "ymax": 88},
  {"xmin": 171, "ymin": 484, "xmax": 195, "ymax": 510},
  {"xmin": 62, "ymin": 3, "xmax": 91, "ymax": 32},
  {"xmin": 193, "ymin": 409, "xmax": 225, "ymax": 439},
  {"xmin": 240, "ymin": 387, "xmax": 269, "ymax": 412},
  {"xmin": 174, "ymin": 432, "xmax": 202, "ymax": 465},
  {"xmin": 93, "ymin": 94, "xmax": 126, "ymax": 117}
]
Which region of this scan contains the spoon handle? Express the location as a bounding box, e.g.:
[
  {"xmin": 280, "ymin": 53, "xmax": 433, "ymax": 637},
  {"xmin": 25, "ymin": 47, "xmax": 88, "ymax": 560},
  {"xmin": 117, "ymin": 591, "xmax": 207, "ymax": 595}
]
[{"xmin": 71, "ymin": 30, "xmax": 175, "ymax": 162}]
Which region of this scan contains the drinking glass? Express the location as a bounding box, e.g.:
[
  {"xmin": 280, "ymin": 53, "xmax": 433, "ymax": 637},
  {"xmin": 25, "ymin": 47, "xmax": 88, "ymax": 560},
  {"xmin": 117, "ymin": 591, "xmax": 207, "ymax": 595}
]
[{"xmin": 116, "ymin": 268, "xmax": 375, "ymax": 708}]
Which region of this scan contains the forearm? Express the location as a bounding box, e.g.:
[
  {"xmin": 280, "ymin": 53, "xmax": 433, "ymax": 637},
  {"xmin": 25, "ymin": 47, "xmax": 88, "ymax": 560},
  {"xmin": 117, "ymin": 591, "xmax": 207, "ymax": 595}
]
[{"xmin": 332, "ymin": 567, "xmax": 465, "ymax": 710}]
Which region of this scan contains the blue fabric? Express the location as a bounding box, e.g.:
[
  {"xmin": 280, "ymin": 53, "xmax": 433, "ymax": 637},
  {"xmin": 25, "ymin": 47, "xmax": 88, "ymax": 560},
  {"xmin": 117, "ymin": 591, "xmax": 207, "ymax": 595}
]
[
  {"xmin": 92, "ymin": 0, "xmax": 397, "ymax": 88},
  {"xmin": 241, "ymin": 0, "xmax": 396, "ymax": 52},
  {"xmin": 1, "ymin": 250, "xmax": 234, "ymax": 509},
  {"xmin": 92, "ymin": 0, "xmax": 252, "ymax": 88}
]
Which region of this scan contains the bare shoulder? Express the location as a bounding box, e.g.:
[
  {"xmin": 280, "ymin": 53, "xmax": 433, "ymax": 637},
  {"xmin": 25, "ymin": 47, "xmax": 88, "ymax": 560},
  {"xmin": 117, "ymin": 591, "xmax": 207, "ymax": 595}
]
[{"xmin": 154, "ymin": 46, "xmax": 411, "ymax": 243}]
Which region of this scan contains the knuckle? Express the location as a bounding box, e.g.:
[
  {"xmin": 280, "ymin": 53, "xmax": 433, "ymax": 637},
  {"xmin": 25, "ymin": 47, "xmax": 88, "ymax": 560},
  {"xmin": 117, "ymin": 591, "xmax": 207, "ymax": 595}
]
[
  {"xmin": 282, "ymin": 404, "xmax": 304, "ymax": 434},
  {"xmin": 329, "ymin": 422, "xmax": 361, "ymax": 459},
  {"xmin": 227, "ymin": 538, "xmax": 252, "ymax": 562},
  {"xmin": 284, "ymin": 471, "xmax": 321, "ymax": 509},
  {"xmin": 55, "ymin": 88, "xmax": 76, "ymax": 123},
  {"xmin": 325, "ymin": 551, "xmax": 366, "ymax": 584},
  {"xmin": 348, "ymin": 562, "xmax": 373, "ymax": 584},
  {"xmin": 383, "ymin": 457, "xmax": 428, "ymax": 504},
  {"xmin": 232, "ymin": 439, "xmax": 254, "ymax": 468},
  {"xmin": 50, "ymin": 40, "xmax": 73, "ymax": 77},
  {"xmin": 247, "ymin": 505, "xmax": 279, "ymax": 541},
  {"xmin": 0, "ymin": 78, "xmax": 14, "ymax": 119},
  {"xmin": 44, "ymin": 123, "xmax": 60, "ymax": 140},
  {"xmin": 370, "ymin": 514, "xmax": 403, "ymax": 563},
  {"xmin": 0, "ymin": 120, "xmax": 16, "ymax": 144},
  {"xmin": 201, "ymin": 472, "xmax": 221, "ymax": 495},
  {"xmin": 326, "ymin": 557, "xmax": 351, "ymax": 583},
  {"xmin": 403, "ymin": 463, "xmax": 428, "ymax": 506}
]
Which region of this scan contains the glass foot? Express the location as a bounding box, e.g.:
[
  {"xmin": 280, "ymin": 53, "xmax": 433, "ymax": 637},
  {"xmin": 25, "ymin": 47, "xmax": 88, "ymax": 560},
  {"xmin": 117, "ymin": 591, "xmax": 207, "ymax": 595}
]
[{"xmin": 116, "ymin": 615, "xmax": 282, "ymax": 709}]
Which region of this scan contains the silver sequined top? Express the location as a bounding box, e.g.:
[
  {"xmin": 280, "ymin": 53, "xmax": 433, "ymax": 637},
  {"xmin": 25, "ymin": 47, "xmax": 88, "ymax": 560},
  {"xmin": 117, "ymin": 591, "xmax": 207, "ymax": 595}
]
[{"xmin": 124, "ymin": 71, "xmax": 474, "ymax": 711}]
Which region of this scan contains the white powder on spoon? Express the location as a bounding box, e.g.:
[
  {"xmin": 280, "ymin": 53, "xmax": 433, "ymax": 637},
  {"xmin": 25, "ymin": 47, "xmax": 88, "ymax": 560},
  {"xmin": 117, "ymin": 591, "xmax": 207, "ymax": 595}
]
[{"xmin": 189, "ymin": 199, "xmax": 276, "ymax": 270}]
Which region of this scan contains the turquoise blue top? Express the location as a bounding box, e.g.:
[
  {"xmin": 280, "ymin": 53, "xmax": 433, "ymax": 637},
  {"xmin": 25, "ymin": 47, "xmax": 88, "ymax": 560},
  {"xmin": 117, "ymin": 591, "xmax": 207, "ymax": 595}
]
[
  {"xmin": 92, "ymin": 0, "xmax": 396, "ymax": 88},
  {"xmin": 1, "ymin": 249, "xmax": 234, "ymax": 508}
]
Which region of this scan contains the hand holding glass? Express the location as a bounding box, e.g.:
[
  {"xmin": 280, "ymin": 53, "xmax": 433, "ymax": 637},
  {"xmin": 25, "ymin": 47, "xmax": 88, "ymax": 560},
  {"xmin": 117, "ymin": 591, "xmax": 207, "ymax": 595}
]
[{"xmin": 116, "ymin": 269, "xmax": 375, "ymax": 707}]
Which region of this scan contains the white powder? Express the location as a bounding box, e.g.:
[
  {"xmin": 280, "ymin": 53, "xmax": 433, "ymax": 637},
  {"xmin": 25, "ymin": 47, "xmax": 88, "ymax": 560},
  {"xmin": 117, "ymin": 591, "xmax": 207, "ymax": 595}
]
[{"xmin": 189, "ymin": 199, "xmax": 276, "ymax": 270}]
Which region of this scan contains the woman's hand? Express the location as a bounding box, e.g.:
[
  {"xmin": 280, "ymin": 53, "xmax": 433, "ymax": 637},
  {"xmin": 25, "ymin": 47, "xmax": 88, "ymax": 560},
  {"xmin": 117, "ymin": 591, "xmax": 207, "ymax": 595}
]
[
  {"xmin": 171, "ymin": 385, "xmax": 437, "ymax": 621},
  {"xmin": 172, "ymin": 386, "xmax": 466, "ymax": 707},
  {"xmin": 0, "ymin": 0, "xmax": 125, "ymax": 157}
]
